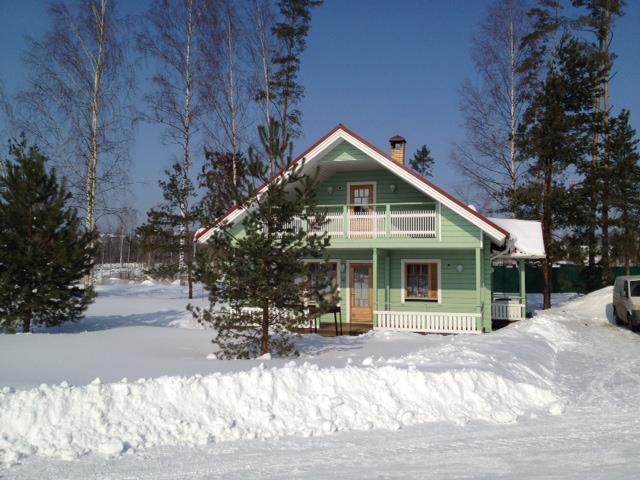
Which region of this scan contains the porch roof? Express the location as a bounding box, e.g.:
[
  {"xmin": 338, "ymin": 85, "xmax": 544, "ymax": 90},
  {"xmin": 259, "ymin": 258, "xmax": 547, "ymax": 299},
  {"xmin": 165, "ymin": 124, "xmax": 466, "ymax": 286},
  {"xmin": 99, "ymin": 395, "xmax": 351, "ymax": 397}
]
[{"xmin": 488, "ymin": 217, "xmax": 545, "ymax": 260}]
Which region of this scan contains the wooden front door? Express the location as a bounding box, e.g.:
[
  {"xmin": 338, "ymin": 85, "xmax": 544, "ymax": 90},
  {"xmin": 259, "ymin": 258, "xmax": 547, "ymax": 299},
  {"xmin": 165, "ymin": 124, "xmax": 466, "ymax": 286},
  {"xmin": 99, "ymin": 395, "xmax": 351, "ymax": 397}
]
[
  {"xmin": 350, "ymin": 263, "xmax": 373, "ymax": 323},
  {"xmin": 349, "ymin": 184, "xmax": 374, "ymax": 238}
]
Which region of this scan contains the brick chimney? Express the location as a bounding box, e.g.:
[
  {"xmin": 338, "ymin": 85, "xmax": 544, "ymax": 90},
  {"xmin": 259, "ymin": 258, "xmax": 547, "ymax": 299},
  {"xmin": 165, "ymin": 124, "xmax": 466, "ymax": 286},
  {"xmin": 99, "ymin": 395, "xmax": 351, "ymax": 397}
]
[{"xmin": 389, "ymin": 135, "xmax": 406, "ymax": 165}]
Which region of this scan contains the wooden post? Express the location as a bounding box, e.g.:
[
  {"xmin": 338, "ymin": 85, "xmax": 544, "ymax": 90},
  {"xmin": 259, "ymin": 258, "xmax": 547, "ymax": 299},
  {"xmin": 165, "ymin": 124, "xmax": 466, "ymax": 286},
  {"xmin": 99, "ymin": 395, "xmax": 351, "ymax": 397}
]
[
  {"xmin": 475, "ymin": 248, "xmax": 482, "ymax": 331},
  {"xmin": 373, "ymin": 248, "xmax": 378, "ymax": 328},
  {"xmin": 342, "ymin": 204, "xmax": 348, "ymax": 238},
  {"xmin": 385, "ymin": 203, "xmax": 391, "ymax": 237},
  {"xmin": 519, "ymin": 259, "xmax": 526, "ymax": 319},
  {"xmin": 385, "ymin": 253, "xmax": 390, "ymax": 310}
]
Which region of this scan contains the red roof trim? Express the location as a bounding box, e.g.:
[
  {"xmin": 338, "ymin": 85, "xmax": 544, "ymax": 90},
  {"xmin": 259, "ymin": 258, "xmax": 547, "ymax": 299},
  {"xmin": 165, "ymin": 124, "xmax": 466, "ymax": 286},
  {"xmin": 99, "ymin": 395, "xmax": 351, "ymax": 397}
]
[
  {"xmin": 336, "ymin": 124, "xmax": 511, "ymax": 238},
  {"xmin": 195, "ymin": 124, "xmax": 346, "ymax": 241},
  {"xmin": 196, "ymin": 123, "xmax": 510, "ymax": 241}
]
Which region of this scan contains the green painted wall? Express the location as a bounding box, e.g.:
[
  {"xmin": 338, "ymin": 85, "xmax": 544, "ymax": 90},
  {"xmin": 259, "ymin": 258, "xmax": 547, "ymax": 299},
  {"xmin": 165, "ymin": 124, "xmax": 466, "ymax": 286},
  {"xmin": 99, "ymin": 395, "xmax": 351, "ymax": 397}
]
[
  {"xmin": 314, "ymin": 168, "xmax": 481, "ymax": 248},
  {"xmin": 312, "ymin": 247, "xmax": 490, "ymax": 325},
  {"xmin": 224, "ymin": 141, "xmax": 498, "ymax": 329},
  {"xmin": 380, "ymin": 249, "xmax": 480, "ymax": 314}
]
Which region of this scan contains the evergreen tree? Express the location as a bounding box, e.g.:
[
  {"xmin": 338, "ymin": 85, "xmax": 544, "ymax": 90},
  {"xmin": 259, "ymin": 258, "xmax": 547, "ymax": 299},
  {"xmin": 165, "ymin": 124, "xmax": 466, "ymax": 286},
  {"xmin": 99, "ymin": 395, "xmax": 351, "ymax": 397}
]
[
  {"xmin": 198, "ymin": 150, "xmax": 248, "ymax": 225},
  {"xmin": 0, "ymin": 136, "xmax": 95, "ymax": 333},
  {"xmin": 515, "ymin": 36, "xmax": 598, "ymax": 308},
  {"xmin": 138, "ymin": 162, "xmax": 198, "ymax": 298},
  {"xmin": 608, "ymin": 109, "xmax": 640, "ymax": 274},
  {"xmin": 409, "ymin": 145, "xmax": 435, "ymax": 178},
  {"xmin": 263, "ymin": 0, "xmax": 322, "ymax": 173},
  {"xmin": 573, "ymin": 0, "xmax": 625, "ymax": 276},
  {"xmin": 190, "ymin": 119, "xmax": 333, "ymax": 358}
]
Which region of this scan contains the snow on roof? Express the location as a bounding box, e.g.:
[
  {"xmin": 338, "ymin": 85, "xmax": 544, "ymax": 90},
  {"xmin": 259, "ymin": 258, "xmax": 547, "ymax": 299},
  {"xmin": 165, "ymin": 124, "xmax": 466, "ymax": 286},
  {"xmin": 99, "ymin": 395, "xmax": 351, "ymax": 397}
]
[{"xmin": 488, "ymin": 217, "xmax": 546, "ymax": 259}]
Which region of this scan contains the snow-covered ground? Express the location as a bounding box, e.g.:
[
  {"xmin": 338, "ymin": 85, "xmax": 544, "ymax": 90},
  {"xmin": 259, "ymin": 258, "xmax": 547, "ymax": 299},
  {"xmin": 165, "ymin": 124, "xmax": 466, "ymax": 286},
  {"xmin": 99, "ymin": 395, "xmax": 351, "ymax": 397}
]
[{"xmin": 1, "ymin": 283, "xmax": 639, "ymax": 478}]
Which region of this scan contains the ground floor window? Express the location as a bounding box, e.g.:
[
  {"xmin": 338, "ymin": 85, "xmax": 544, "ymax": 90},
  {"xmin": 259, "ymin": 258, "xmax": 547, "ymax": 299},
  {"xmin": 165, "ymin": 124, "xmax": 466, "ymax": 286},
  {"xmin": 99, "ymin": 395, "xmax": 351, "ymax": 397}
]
[
  {"xmin": 305, "ymin": 261, "xmax": 340, "ymax": 305},
  {"xmin": 403, "ymin": 260, "xmax": 439, "ymax": 302}
]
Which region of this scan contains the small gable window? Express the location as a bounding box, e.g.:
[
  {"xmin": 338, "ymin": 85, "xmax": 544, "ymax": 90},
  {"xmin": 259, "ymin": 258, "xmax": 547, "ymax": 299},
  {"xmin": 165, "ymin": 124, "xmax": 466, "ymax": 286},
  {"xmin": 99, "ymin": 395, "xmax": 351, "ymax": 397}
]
[{"xmin": 403, "ymin": 261, "xmax": 439, "ymax": 302}]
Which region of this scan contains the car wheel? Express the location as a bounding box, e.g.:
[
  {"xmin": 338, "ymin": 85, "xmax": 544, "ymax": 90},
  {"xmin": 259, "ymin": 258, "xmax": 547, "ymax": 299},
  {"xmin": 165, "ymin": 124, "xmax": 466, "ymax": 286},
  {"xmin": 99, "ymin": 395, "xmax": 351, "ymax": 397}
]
[
  {"xmin": 614, "ymin": 307, "xmax": 624, "ymax": 326},
  {"xmin": 630, "ymin": 314, "xmax": 639, "ymax": 333}
]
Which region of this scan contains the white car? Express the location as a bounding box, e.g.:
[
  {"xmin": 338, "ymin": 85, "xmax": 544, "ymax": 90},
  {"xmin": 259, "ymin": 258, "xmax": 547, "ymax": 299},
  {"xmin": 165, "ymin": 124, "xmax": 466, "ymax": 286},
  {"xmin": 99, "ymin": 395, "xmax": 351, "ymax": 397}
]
[{"xmin": 613, "ymin": 275, "xmax": 640, "ymax": 332}]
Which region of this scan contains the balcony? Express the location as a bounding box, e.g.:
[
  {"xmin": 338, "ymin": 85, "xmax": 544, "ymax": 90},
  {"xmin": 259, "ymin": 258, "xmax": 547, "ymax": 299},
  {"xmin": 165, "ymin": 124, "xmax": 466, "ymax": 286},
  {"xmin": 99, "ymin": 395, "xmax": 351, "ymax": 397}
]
[{"xmin": 288, "ymin": 203, "xmax": 437, "ymax": 240}]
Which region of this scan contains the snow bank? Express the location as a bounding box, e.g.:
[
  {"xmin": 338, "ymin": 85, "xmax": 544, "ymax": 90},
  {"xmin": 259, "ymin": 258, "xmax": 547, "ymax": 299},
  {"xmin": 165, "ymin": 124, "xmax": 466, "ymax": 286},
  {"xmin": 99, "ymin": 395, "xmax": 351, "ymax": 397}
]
[
  {"xmin": 0, "ymin": 320, "xmax": 571, "ymax": 466},
  {"xmin": 0, "ymin": 361, "xmax": 560, "ymax": 466},
  {"xmin": 1, "ymin": 283, "xmax": 599, "ymax": 467}
]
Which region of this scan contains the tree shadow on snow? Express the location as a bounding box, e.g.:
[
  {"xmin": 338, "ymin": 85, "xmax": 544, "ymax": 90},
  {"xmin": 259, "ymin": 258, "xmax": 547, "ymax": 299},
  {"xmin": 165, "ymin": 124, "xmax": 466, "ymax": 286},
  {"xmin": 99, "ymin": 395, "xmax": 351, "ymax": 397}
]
[
  {"xmin": 295, "ymin": 332, "xmax": 371, "ymax": 357},
  {"xmin": 36, "ymin": 310, "xmax": 196, "ymax": 333}
]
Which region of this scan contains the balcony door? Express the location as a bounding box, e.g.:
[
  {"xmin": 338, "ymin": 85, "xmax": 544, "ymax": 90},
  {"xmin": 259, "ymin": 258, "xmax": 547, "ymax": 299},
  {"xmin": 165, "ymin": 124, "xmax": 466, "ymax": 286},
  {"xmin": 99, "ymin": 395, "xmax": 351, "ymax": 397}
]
[
  {"xmin": 349, "ymin": 263, "xmax": 373, "ymax": 323},
  {"xmin": 349, "ymin": 183, "xmax": 375, "ymax": 238}
]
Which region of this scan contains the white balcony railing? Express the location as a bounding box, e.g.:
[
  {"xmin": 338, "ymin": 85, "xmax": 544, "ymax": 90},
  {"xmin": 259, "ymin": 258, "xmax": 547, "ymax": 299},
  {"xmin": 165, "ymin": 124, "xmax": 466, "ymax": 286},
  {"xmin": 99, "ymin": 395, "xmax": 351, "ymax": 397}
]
[{"xmin": 286, "ymin": 203, "xmax": 437, "ymax": 240}]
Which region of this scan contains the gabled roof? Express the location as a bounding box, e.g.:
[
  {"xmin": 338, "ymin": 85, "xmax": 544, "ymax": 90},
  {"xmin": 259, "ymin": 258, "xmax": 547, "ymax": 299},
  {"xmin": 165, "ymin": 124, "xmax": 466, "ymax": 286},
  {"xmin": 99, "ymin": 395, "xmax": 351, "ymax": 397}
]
[{"xmin": 195, "ymin": 124, "xmax": 511, "ymax": 244}]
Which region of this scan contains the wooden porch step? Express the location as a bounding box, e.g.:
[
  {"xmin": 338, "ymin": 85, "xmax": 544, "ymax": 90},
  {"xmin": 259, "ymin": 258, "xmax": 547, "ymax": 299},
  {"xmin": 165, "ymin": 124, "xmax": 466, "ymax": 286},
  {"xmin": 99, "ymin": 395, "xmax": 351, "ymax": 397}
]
[{"xmin": 293, "ymin": 322, "xmax": 373, "ymax": 337}]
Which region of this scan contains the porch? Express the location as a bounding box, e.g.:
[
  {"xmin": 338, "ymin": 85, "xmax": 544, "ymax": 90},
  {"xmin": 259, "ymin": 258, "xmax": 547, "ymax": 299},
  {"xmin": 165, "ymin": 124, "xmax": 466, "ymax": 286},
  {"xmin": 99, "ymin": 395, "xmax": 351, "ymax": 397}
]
[
  {"xmin": 308, "ymin": 249, "xmax": 533, "ymax": 336},
  {"xmin": 311, "ymin": 247, "xmax": 491, "ymax": 336}
]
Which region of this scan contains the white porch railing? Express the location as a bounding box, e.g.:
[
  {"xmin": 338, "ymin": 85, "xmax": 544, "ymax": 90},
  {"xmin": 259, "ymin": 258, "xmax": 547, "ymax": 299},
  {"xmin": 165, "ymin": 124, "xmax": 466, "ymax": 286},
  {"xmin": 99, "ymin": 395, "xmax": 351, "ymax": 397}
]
[
  {"xmin": 491, "ymin": 302, "xmax": 526, "ymax": 321},
  {"xmin": 287, "ymin": 203, "xmax": 437, "ymax": 240},
  {"xmin": 374, "ymin": 311, "xmax": 481, "ymax": 334}
]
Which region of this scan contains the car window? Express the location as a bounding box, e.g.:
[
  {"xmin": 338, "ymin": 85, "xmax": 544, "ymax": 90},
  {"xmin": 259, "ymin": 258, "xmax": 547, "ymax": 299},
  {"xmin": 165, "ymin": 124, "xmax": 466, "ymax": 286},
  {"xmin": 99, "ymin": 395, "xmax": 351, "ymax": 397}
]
[{"xmin": 630, "ymin": 281, "xmax": 640, "ymax": 297}]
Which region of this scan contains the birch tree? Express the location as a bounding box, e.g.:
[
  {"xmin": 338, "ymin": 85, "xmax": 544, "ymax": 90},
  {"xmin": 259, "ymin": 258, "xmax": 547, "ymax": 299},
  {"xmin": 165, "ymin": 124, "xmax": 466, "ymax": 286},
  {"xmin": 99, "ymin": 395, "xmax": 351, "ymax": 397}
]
[
  {"xmin": 200, "ymin": 0, "xmax": 250, "ymax": 195},
  {"xmin": 249, "ymin": 0, "xmax": 321, "ymax": 175},
  {"xmin": 15, "ymin": 0, "xmax": 133, "ymax": 284},
  {"xmin": 454, "ymin": 0, "xmax": 537, "ymax": 215},
  {"xmin": 137, "ymin": 0, "xmax": 210, "ymax": 298},
  {"xmin": 248, "ymin": 0, "xmax": 277, "ymax": 175}
]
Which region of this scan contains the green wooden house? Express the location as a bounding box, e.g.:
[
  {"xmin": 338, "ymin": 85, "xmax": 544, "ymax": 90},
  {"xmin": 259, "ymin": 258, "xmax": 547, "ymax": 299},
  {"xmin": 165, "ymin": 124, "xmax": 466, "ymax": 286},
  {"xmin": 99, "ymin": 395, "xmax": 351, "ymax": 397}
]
[{"xmin": 196, "ymin": 125, "xmax": 545, "ymax": 334}]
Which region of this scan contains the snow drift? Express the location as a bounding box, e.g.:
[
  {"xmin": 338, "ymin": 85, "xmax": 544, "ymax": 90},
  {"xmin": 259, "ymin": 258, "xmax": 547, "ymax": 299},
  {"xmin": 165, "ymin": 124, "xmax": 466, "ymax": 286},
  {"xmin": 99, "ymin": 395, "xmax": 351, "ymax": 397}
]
[
  {"xmin": 0, "ymin": 362, "xmax": 559, "ymax": 466},
  {"xmin": 0, "ymin": 317, "xmax": 574, "ymax": 466}
]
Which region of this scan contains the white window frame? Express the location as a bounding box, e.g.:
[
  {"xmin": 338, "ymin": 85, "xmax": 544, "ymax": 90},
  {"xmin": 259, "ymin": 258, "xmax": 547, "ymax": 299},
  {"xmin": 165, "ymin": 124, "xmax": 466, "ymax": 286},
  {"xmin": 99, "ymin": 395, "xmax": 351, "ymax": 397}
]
[
  {"xmin": 400, "ymin": 259, "xmax": 442, "ymax": 304},
  {"xmin": 346, "ymin": 182, "xmax": 377, "ymax": 207}
]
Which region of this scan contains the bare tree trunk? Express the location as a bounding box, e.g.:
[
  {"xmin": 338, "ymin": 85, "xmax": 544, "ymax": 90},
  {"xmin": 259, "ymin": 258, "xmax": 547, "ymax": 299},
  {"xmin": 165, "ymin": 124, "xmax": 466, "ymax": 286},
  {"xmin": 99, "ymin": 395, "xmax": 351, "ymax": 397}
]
[
  {"xmin": 261, "ymin": 302, "xmax": 270, "ymax": 355},
  {"xmin": 119, "ymin": 229, "xmax": 124, "ymax": 277},
  {"xmin": 600, "ymin": 20, "xmax": 612, "ymax": 281},
  {"xmin": 542, "ymin": 159, "xmax": 553, "ymax": 309},
  {"xmin": 508, "ymin": 3, "xmax": 517, "ymax": 217},
  {"xmin": 179, "ymin": 0, "xmax": 194, "ymax": 299},
  {"xmin": 85, "ymin": 0, "xmax": 108, "ymax": 286},
  {"xmin": 252, "ymin": 0, "xmax": 274, "ymax": 175},
  {"xmin": 454, "ymin": 0, "xmax": 535, "ymax": 212},
  {"xmin": 225, "ymin": 10, "xmax": 240, "ymax": 192}
]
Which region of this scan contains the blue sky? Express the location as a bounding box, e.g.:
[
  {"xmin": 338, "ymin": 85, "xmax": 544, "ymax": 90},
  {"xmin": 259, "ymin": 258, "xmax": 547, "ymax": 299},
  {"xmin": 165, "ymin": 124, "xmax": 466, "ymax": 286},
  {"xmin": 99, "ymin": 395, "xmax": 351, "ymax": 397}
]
[{"xmin": 1, "ymin": 0, "xmax": 639, "ymax": 223}]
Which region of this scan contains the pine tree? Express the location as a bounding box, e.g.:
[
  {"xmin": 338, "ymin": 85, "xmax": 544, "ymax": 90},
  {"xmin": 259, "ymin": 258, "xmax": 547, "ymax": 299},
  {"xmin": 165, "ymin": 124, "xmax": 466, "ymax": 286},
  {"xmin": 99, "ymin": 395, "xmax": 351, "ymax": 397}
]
[
  {"xmin": 138, "ymin": 162, "xmax": 198, "ymax": 297},
  {"xmin": 515, "ymin": 36, "xmax": 598, "ymax": 308},
  {"xmin": 608, "ymin": 109, "xmax": 640, "ymax": 274},
  {"xmin": 0, "ymin": 136, "xmax": 95, "ymax": 333},
  {"xmin": 409, "ymin": 145, "xmax": 435, "ymax": 178},
  {"xmin": 189, "ymin": 119, "xmax": 333, "ymax": 358},
  {"xmin": 198, "ymin": 150, "xmax": 248, "ymax": 225},
  {"xmin": 259, "ymin": 0, "xmax": 322, "ymax": 174},
  {"xmin": 573, "ymin": 0, "xmax": 625, "ymax": 278}
]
